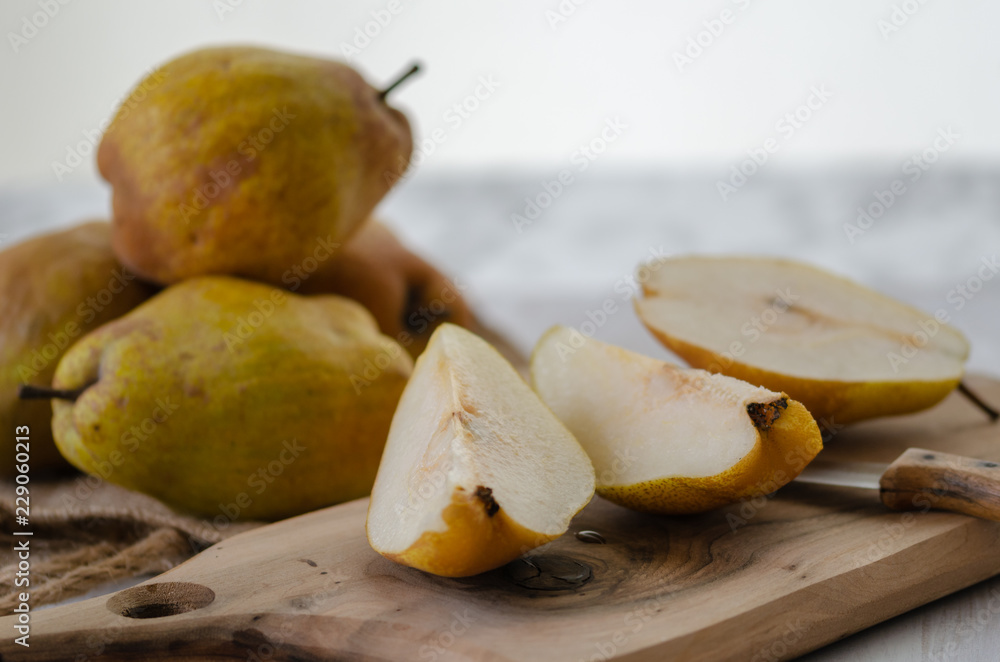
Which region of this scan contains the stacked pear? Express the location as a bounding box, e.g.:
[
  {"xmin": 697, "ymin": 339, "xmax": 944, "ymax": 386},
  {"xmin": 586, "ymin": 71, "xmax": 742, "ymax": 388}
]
[
  {"xmin": 49, "ymin": 277, "xmax": 411, "ymax": 520},
  {"xmin": 12, "ymin": 46, "xmax": 429, "ymax": 517},
  {"xmin": 0, "ymin": 222, "xmax": 155, "ymax": 475},
  {"xmin": 98, "ymin": 46, "xmax": 415, "ymax": 285}
]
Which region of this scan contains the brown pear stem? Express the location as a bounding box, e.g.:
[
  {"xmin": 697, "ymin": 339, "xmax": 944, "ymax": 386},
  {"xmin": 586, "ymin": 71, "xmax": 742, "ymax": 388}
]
[
  {"xmin": 18, "ymin": 384, "xmax": 87, "ymax": 402},
  {"xmin": 378, "ymin": 63, "xmax": 421, "ymax": 101},
  {"xmin": 958, "ymin": 381, "xmax": 1000, "ymax": 422}
]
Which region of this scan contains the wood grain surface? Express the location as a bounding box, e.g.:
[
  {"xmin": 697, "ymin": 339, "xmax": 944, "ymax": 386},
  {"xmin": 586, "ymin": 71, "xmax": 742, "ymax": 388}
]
[
  {"xmin": 879, "ymin": 447, "xmax": 1000, "ymax": 521},
  {"xmin": 2, "ymin": 376, "xmax": 999, "ymax": 662}
]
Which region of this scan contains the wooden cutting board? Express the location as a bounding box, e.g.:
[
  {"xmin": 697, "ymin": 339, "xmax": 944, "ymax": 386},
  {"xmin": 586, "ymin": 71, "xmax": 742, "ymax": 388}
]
[{"xmin": 3, "ymin": 376, "xmax": 1000, "ymax": 661}]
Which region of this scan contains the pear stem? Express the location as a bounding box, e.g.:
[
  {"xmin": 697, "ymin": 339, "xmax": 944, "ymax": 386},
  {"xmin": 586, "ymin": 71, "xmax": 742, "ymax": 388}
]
[
  {"xmin": 18, "ymin": 384, "xmax": 87, "ymax": 402},
  {"xmin": 378, "ymin": 63, "xmax": 421, "ymax": 101},
  {"xmin": 958, "ymin": 381, "xmax": 1000, "ymax": 422}
]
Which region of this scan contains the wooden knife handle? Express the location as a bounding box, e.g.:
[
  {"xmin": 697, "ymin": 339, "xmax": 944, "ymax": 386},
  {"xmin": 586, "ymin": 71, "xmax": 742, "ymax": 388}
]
[{"xmin": 879, "ymin": 448, "xmax": 1000, "ymax": 521}]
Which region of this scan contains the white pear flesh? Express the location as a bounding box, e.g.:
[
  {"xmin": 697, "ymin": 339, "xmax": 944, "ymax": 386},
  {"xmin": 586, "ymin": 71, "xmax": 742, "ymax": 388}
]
[
  {"xmin": 367, "ymin": 323, "xmax": 595, "ymax": 577},
  {"xmin": 635, "ymin": 256, "xmax": 970, "ymax": 423},
  {"xmin": 531, "ymin": 326, "xmax": 822, "ymax": 514}
]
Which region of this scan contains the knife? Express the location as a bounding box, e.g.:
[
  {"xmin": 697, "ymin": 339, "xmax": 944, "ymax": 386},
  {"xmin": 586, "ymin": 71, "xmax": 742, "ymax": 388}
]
[{"xmin": 796, "ymin": 448, "xmax": 1000, "ymax": 521}]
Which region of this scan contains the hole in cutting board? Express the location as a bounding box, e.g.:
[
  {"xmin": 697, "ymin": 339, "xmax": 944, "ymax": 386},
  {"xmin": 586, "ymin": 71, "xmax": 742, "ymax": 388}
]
[{"xmin": 107, "ymin": 582, "xmax": 215, "ymax": 619}]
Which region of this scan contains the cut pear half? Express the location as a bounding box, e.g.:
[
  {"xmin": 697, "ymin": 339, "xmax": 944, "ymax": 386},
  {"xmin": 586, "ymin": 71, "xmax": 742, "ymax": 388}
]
[
  {"xmin": 367, "ymin": 324, "xmax": 595, "ymax": 578},
  {"xmin": 635, "ymin": 256, "xmax": 971, "ymax": 424},
  {"xmin": 531, "ymin": 326, "xmax": 822, "ymax": 515}
]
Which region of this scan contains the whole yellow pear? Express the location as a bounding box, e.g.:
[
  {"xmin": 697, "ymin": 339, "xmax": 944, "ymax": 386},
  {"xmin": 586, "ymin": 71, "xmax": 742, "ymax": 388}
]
[
  {"xmin": 0, "ymin": 222, "xmax": 155, "ymax": 476},
  {"xmin": 49, "ymin": 276, "xmax": 412, "ymax": 520},
  {"xmin": 98, "ymin": 46, "xmax": 414, "ymax": 285}
]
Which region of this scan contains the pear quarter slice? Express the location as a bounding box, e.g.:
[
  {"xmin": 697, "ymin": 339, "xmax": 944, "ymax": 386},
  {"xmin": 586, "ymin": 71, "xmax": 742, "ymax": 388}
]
[
  {"xmin": 367, "ymin": 324, "xmax": 595, "ymax": 578},
  {"xmin": 635, "ymin": 256, "xmax": 970, "ymax": 424},
  {"xmin": 531, "ymin": 327, "xmax": 822, "ymax": 515}
]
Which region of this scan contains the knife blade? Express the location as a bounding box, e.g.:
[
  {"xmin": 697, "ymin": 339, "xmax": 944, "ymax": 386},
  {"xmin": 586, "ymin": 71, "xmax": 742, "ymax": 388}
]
[
  {"xmin": 797, "ymin": 459, "xmax": 884, "ymax": 490},
  {"xmin": 795, "ymin": 448, "xmax": 1000, "ymax": 522}
]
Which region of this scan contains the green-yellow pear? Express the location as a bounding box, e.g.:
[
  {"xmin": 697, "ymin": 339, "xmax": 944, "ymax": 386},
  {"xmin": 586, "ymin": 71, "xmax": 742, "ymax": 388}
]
[
  {"xmin": 98, "ymin": 46, "xmax": 416, "ymax": 286},
  {"xmin": 43, "ymin": 276, "xmax": 412, "ymax": 520},
  {"xmin": 0, "ymin": 222, "xmax": 155, "ymax": 476}
]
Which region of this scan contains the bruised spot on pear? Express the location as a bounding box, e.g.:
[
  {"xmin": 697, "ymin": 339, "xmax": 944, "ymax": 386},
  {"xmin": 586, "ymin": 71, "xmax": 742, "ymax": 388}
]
[
  {"xmin": 747, "ymin": 397, "xmax": 788, "ymax": 432},
  {"xmin": 475, "ymin": 486, "xmax": 500, "ymax": 517}
]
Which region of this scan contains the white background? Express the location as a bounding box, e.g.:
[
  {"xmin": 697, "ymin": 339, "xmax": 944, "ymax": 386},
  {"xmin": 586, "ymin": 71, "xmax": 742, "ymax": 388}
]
[{"xmin": 3, "ymin": 1, "xmax": 1000, "ymax": 182}]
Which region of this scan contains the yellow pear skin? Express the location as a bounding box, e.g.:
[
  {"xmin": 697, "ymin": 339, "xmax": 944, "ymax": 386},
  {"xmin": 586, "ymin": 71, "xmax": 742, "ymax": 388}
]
[
  {"xmin": 98, "ymin": 46, "xmax": 413, "ymax": 285},
  {"xmin": 597, "ymin": 396, "xmax": 822, "ymax": 515},
  {"xmin": 0, "ymin": 222, "xmax": 155, "ymax": 476},
  {"xmin": 638, "ymin": 332, "xmax": 960, "ymax": 425},
  {"xmin": 384, "ymin": 489, "xmax": 557, "ymax": 578},
  {"xmin": 50, "ymin": 276, "xmax": 412, "ymax": 520}
]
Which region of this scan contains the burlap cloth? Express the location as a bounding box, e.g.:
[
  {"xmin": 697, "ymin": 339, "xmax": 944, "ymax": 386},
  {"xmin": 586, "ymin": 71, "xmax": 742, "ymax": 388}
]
[{"xmin": 0, "ymin": 474, "xmax": 261, "ymax": 613}]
